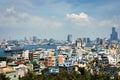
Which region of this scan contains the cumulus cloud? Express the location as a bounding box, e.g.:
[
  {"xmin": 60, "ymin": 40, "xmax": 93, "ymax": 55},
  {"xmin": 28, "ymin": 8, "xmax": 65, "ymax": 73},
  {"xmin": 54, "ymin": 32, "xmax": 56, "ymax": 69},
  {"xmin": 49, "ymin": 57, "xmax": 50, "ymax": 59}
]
[
  {"xmin": 6, "ymin": 7, "xmax": 16, "ymax": 14},
  {"xmin": 65, "ymin": 12, "xmax": 120, "ymax": 39},
  {"xmin": 66, "ymin": 12, "xmax": 92, "ymax": 26},
  {"xmin": 0, "ymin": 7, "xmax": 63, "ymax": 28},
  {"xmin": 67, "ymin": 12, "xmax": 89, "ymax": 21}
]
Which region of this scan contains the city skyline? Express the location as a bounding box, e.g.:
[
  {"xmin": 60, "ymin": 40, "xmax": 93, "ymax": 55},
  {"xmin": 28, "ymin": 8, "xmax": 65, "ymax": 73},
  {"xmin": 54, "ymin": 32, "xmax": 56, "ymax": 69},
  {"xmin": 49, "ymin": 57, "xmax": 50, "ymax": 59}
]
[{"xmin": 0, "ymin": 0, "xmax": 120, "ymax": 40}]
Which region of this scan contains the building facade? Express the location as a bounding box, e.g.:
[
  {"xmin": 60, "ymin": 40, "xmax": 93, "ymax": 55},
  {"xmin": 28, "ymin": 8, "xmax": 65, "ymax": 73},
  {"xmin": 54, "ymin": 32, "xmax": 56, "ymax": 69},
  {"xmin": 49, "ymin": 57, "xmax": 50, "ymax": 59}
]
[
  {"xmin": 110, "ymin": 27, "xmax": 118, "ymax": 41},
  {"xmin": 67, "ymin": 34, "xmax": 72, "ymax": 43}
]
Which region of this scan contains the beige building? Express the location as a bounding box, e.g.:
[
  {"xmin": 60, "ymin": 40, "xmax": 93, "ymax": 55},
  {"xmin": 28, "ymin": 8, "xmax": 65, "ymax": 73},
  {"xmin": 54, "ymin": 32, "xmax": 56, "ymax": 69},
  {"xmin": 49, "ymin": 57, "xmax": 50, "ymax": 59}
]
[{"xmin": 0, "ymin": 61, "xmax": 6, "ymax": 68}]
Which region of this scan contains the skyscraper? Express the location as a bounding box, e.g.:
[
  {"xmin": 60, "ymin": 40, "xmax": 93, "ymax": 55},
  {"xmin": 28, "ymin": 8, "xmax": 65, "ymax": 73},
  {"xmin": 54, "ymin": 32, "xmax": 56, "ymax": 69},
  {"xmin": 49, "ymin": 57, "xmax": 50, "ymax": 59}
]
[
  {"xmin": 110, "ymin": 27, "xmax": 118, "ymax": 41},
  {"xmin": 32, "ymin": 36, "xmax": 37, "ymax": 43},
  {"xmin": 67, "ymin": 34, "xmax": 72, "ymax": 43},
  {"xmin": 87, "ymin": 37, "xmax": 91, "ymax": 44}
]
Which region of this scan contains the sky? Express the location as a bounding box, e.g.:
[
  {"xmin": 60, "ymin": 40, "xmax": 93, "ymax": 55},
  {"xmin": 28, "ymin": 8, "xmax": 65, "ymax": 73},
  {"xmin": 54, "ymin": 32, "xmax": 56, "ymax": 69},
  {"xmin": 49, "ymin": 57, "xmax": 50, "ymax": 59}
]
[{"xmin": 0, "ymin": 0, "xmax": 120, "ymax": 40}]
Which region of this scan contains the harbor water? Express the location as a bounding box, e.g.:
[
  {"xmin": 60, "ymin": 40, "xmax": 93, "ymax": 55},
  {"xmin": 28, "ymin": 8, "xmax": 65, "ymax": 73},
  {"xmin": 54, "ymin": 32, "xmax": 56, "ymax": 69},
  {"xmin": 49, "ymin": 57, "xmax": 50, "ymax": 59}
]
[{"xmin": 0, "ymin": 45, "xmax": 57, "ymax": 57}]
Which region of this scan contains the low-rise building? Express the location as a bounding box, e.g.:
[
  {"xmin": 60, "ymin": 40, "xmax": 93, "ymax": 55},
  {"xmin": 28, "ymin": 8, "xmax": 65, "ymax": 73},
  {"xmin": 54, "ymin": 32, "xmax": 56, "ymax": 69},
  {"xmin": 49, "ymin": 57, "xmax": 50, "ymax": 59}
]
[
  {"xmin": 2, "ymin": 67, "xmax": 19, "ymax": 80},
  {"xmin": 44, "ymin": 56, "xmax": 57, "ymax": 67},
  {"xmin": 107, "ymin": 55, "xmax": 117, "ymax": 65},
  {"xmin": 0, "ymin": 61, "xmax": 7, "ymax": 68},
  {"xmin": 48, "ymin": 66, "xmax": 59, "ymax": 74},
  {"xmin": 58, "ymin": 55, "xmax": 64, "ymax": 66}
]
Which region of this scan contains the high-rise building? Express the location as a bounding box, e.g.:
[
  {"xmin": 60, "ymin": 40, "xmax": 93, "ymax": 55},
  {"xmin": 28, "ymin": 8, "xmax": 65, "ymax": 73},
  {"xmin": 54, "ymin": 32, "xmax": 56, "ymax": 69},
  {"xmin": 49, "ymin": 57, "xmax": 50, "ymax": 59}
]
[
  {"xmin": 75, "ymin": 38, "xmax": 82, "ymax": 47},
  {"xmin": 75, "ymin": 38, "xmax": 85, "ymax": 47},
  {"xmin": 100, "ymin": 39, "xmax": 105, "ymax": 45},
  {"xmin": 67, "ymin": 34, "xmax": 72, "ymax": 43},
  {"xmin": 110, "ymin": 27, "xmax": 118, "ymax": 41},
  {"xmin": 83, "ymin": 37, "xmax": 87, "ymax": 43},
  {"xmin": 96, "ymin": 37, "xmax": 100, "ymax": 44},
  {"xmin": 33, "ymin": 36, "xmax": 37, "ymax": 42},
  {"xmin": 87, "ymin": 37, "xmax": 91, "ymax": 44}
]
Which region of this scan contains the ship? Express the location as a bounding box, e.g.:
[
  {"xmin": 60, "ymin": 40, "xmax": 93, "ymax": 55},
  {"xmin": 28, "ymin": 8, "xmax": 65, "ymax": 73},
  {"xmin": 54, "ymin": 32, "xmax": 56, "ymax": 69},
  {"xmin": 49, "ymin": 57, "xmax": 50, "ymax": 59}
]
[{"xmin": 4, "ymin": 44, "xmax": 24, "ymax": 53}]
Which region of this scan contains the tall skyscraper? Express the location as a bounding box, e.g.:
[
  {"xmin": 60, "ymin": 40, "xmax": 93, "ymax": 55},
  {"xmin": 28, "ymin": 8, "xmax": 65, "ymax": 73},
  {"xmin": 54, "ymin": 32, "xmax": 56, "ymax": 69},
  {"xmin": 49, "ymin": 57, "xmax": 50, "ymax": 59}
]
[
  {"xmin": 110, "ymin": 27, "xmax": 118, "ymax": 41},
  {"xmin": 87, "ymin": 37, "xmax": 91, "ymax": 44},
  {"xmin": 67, "ymin": 34, "xmax": 72, "ymax": 43},
  {"xmin": 33, "ymin": 36, "xmax": 37, "ymax": 42},
  {"xmin": 83, "ymin": 37, "xmax": 87, "ymax": 43}
]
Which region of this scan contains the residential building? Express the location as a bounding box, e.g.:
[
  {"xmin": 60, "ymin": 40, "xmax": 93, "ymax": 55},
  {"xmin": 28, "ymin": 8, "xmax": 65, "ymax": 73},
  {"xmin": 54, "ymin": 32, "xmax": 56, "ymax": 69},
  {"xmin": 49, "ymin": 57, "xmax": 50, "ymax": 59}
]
[
  {"xmin": 44, "ymin": 56, "xmax": 57, "ymax": 67},
  {"xmin": 13, "ymin": 64, "xmax": 27, "ymax": 78},
  {"xmin": 2, "ymin": 68, "xmax": 19, "ymax": 80},
  {"xmin": 107, "ymin": 55, "xmax": 117, "ymax": 65},
  {"xmin": 33, "ymin": 51, "xmax": 40, "ymax": 60},
  {"xmin": 22, "ymin": 50, "xmax": 29, "ymax": 60},
  {"xmin": 29, "ymin": 52, "xmax": 33, "ymax": 61},
  {"xmin": 47, "ymin": 50, "xmax": 55, "ymax": 56},
  {"xmin": 48, "ymin": 66, "xmax": 59, "ymax": 74},
  {"xmin": 0, "ymin": 61, "xmax": 6, "ymax": 68},
  {"xmin": 58, "ymin": 55, "xmax": 64, "ymax": 66}
]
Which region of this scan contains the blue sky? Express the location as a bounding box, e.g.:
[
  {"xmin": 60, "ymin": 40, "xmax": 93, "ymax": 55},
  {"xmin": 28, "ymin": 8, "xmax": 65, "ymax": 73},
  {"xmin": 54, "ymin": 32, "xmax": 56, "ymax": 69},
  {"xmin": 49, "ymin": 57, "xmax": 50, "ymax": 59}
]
[{"xmin": 0, "ymin": 0, "xmax": 120, "ymax": 40}]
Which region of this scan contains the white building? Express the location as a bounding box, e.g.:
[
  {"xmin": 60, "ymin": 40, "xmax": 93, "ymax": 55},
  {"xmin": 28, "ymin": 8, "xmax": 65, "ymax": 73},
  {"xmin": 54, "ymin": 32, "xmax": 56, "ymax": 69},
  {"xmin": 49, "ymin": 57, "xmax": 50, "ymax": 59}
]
[
  {"xmin": 0, "ymin": 61, "xmax": 6, "ymax": 68},
  {"xmin": 107, "ymin": 55, "xmax": 117, "ymax": 65},
  {"xmin": 22, "ymin": 50, "xmax": 29, "ymax": 60}
]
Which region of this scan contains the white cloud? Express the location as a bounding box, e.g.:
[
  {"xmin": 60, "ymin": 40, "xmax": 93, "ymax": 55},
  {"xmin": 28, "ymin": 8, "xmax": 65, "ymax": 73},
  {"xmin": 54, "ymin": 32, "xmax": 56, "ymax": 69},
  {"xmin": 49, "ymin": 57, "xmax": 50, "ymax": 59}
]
[
  {"xmin": 66, "ymin": 12, "xmax": 120, "ymax": 29},
  {"xmin": 0, "ymin": 7, "xmax": 63, "ymax": 28},
  {"xmin": 6, "ymin": 7, "xmax": 16, "ymax": 14},
  {"xmin": 67, "ymin": 12, "xmax": 89, "ymax": 20},
  {"xmin": 66, "ymin": 12, "xmax": 92, "ymax": 26}
]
